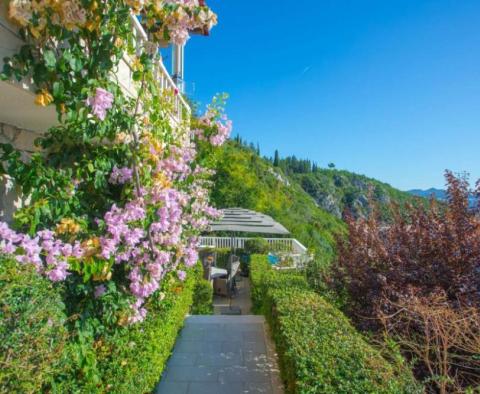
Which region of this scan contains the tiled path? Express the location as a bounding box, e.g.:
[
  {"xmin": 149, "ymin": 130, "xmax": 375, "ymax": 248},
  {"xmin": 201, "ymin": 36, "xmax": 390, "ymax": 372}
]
[
  {"xmin": 155, "ymin": 315, "xmax": 284, "ymax": 394},
  {"xmin": 213, "ymin": 276, "xmax": 252, "ymax": 315}
]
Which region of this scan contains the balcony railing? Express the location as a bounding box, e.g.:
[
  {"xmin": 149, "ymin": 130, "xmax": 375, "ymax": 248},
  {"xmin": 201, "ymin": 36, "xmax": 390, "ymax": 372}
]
[
  {"xmin": 199, "ymin": 236, "xmax": 311, "ymax": 268},
  {"xmin": 0, "ymin": 6, "xmax": 189, "ymax": 134},
  {"xmin": 128, "ymin": 15, "xmax": 191, "ymax": 123},
  {"xmin": 199, "ymin": 236, "xmax": 308, "ymax": 254}
]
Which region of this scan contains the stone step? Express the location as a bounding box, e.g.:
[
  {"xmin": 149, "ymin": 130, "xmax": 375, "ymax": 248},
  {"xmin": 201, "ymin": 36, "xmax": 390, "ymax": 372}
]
[{"xmin": 186, "ymin": 315, "xmax": 265, "ymax": 325}]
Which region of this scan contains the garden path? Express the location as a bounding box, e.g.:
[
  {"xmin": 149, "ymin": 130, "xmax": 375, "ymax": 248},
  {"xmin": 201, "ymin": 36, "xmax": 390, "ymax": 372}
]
[{"xmin": 155, "ymin": 315, "xmax": 284, "ymax": 394}]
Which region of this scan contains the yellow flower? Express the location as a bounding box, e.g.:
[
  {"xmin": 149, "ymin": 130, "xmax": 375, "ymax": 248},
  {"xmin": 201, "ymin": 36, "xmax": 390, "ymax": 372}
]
[
  {"xmin": 154, "ymin": 172, "xmax": 171, "ymax": 189},
  {"xmin": 117, "ymin": 314, "xmax": 129, "ymax": 327},
  {"xmin": 56, "ymin": 218, "xmax": 81, "ymax": 235},
  {"xmin": 81, "ymin": 237, "xmax": 101, "ymax": 258},
  {"xmin": 126, "ymin": 0, "xmax": 144, "ymax": 13},
  {"xmin": 93, "ymin": 265, "xmax": 112, "ymax": 282},
  {"xmin": 114, "ymin": 37, "xmax": 124, "ymax": 49},
  {"xmin": 85, "ymin": 17, "xmax": 100, "ymax": 32},
  {"xmin": 114, "ymin": 132, "xmax": 133, "ymax": 145},
  {"xmin": 8, "ymin": 0, "xmax": 32, "ymax": 27},
  {"xmin": 131, "ymin": 57, "xmax": 143, "ymax": 72},
  {"xmin": 35, "ymin": 89, "xmax": 54, "ymax": 107}
]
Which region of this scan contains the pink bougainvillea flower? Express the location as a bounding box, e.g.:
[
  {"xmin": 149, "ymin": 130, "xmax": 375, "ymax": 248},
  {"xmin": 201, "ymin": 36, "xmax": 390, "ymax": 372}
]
[
  {"xmin": 86, "ymin": 88, "xmax": 114, "ymax": 120},
  {"xmin": 177, "ymin": 270, "xmax": 187, "ymax": 281},
  {"xmin": 94, "ymin": 284, "xmax": 107, "ymax": 299},
  {"xmin": 109, "ymin": 166, "xmax": 133, "ymax": 185}
]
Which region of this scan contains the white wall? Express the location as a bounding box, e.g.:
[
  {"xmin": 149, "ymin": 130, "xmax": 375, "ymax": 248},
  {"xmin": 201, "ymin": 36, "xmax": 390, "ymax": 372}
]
[{"xmin": 0, "ymin": 122, "xmax": 39, "ymax": 222}]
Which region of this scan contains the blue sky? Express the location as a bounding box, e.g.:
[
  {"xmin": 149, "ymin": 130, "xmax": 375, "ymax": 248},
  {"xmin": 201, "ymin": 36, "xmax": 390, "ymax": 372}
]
[{"xmin": 181, "ymin": 0, "xmax": 479, "ymax": 190}]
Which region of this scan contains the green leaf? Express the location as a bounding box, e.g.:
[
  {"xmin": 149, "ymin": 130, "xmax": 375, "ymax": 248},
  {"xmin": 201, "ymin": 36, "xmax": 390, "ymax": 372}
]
[
  {"xmin": 52, "ymin": 81, "xmax": 64, "ymax": 98},
  {"xmin": 44, "ymin": 50, "xmax": 57, "ymax": 70},
  {"xmin": 69, "ymin": 56, "xmax": 83, "ymax": 72}
]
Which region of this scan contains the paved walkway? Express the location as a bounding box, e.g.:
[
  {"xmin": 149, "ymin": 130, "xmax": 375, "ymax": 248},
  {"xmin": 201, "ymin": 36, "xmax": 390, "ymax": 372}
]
[
  {"xmin": 156, "ymin": 315, "xmax": 284, "ymax": 394},
  {"xmin": 213, "ymin": 276, "xmax": 252, "ymax": 315}
]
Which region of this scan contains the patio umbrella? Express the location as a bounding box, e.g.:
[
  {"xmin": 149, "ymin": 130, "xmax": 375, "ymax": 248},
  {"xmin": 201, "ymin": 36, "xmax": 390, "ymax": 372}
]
[{"xmin": 207, "ymin": 208, "xmax": 290, "ymax": 238}]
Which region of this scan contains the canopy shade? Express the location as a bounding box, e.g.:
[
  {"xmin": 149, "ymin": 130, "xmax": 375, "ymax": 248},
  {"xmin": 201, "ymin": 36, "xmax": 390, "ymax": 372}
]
[{"xmin": 207, "ymin": 208, "xmax": 290, "ymax": 235}]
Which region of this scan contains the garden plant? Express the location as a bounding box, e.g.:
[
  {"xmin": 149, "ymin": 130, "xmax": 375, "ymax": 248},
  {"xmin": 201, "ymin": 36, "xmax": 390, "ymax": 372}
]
[{"xmin": 0, "ymin": 0, "xmax": 228, "ymax": 391}]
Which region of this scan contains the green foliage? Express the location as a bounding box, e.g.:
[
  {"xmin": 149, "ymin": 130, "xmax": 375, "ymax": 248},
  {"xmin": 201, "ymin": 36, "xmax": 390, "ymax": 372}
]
[
  {"xmin": 293, "ymin": 168, "xmax": 420, "ymax": 220},
  {"xmin": 0, "ymin": 255, "xmax": 67, "ymax": 393},
  {"xmin": 244, "ymin": 237, "xmax": 270, "ymax": 254},
  {"xmin": 191, "ymin": 279, "xmax": 213, "ymax": 315},
  {"xmin": 0, "ymin": 259, "xmax": 203, "ymax": 393},
  {"xmin": 50, "ymin": 265, "xmax": 200, "ymax": 393},
  {"xmin": 208, "ymin": 142, "xmax": 346, "ymax": 260},
  {"xmin": 250, "ymin": 255, "xmax": 422, "ymax": 394}
]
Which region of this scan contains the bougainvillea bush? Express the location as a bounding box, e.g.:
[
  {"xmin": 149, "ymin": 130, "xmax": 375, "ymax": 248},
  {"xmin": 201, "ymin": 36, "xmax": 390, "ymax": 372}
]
[
  {"xmin": 0, "ymin": 0, "xmax": 228, "ymax": 389},
  {"xmin": 333, "ymin": 171, "xmax": 480, "ymax": 393}
]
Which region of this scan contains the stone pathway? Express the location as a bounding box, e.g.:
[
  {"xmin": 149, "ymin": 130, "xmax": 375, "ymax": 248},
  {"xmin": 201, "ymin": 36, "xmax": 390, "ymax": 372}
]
[{"xmin": 156, "ymin": 315, "xmax": 284, "ymax": 394}]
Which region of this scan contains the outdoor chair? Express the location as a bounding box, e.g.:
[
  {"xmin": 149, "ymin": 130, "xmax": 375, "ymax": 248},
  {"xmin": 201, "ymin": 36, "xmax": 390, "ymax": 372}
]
[{"xmin": 226, "ymin": 259, "xmax": 241, "ymax": 298}]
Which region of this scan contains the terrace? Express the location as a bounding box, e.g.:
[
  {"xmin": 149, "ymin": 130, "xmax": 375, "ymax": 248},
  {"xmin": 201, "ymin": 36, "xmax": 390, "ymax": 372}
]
[{"xmin": 199, "ymin": 208, "xmax": 311, "ymax": 269}]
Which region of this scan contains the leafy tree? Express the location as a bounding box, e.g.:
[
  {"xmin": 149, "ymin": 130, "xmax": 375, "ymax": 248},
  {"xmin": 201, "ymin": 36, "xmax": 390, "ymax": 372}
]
[{"xmin": 332, "ymin": 171, "xmax": 480, "ymax": 393}]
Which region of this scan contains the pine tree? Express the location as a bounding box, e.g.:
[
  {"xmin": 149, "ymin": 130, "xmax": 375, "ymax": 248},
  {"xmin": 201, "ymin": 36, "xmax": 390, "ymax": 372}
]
[{"xmin": 273, "ymin": 150, "xmax": 280, "ymax": 167}]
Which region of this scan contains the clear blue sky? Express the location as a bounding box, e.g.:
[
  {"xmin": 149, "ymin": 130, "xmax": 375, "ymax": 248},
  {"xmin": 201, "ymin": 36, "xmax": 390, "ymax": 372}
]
[{"xmin": 181, "ymin": 0, "xmax": 480, "ymax": 190}]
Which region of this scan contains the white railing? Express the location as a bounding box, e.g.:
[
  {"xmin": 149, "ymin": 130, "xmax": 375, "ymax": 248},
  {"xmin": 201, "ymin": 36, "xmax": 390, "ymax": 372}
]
[
  {"xmin": 199, "ymin": 236, "xmax": 311, "ymax": 268},
  {"xmin": 0, "ymin": 9, "xmax": 190, "ymax": 132},
  {"xmin": 129, "ymin": 15, "xmax": 190, "ymax": 123},
  {"xmin": 199, "ymin": 236, "xmax": 308, "ymax": 254}
]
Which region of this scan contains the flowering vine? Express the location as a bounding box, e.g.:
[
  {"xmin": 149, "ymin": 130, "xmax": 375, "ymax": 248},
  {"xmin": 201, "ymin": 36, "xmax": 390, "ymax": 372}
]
[{"xmin": 0, "ymin": 0, "xmax": 227, "ymax": 324}]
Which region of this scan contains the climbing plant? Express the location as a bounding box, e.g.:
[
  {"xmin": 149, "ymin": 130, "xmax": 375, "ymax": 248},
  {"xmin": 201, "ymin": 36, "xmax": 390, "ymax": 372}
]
[{"xmin": 0, "ymin": 0, "xmax": 230, "ymax": 324}]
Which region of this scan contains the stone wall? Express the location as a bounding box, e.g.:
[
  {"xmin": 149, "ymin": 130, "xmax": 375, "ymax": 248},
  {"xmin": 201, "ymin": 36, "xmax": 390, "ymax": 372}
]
[{"xmin": 0, "ymin": 122, "xmax": 41, "ymax": 222}]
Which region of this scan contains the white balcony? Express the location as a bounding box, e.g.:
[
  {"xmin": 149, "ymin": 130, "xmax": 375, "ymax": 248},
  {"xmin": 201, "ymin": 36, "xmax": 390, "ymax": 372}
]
[{"xmin": 0, "ymin": 4, "xmax": 189, "ymax": 137}]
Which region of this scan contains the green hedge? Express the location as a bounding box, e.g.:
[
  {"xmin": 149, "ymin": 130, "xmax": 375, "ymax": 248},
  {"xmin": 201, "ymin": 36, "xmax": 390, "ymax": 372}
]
[
  {"xmin": 250, "ymin": 255, "xmax": 422, "ymax": 394},
  {"xmin": 191, "ymin": 277, "xmax": 213, "ymax": 315},
  {"xmin": 96, "ymin": 266, "xmax": 199, "ymax": 393},
  {"xmin": 1, "ymin": 258, "xmax": 205, "ymax": 393},
  {"xmin": 0, "ymin": 255, "xmax": 67, "ymax": 393},
  {"xmin": 52, "ymin": 264, "xmax": 202, "ymax": 393}
]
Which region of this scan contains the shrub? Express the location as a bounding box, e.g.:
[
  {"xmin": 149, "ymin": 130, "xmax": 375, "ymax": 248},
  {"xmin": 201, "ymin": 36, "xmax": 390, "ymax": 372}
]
[
  {"xmin": 191, "ymin": 265, "xmax": 213, "ymax": 315},
  {"xmin": 0, "ymin": 261, "xmax": 203, "ymax": 393},
  {"xmin": 244, "ymin": 238, "xmax": 270, "ymax": 254},
  {"xmin": 333, "ymin": 171, "xmax": 480, "ymax": 392},
  {"xmin": 49, "ymin": 265, "xmax": 200, "ymax": 393},
  {"xmin": 0, "ymin": 255, "xmax": 67, "ymax": 393},
  {"xmin": 250, "ymin": 255, "xmax": 421, "ymax": 394}
]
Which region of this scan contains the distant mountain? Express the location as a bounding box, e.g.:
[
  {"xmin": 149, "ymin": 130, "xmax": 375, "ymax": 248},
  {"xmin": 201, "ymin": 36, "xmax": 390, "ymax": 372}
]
[
  {"xmin": 408, "ymin": 188, "xmax": 447, "ymax": 200},
  {"xmin": 408, "ymin": 188, "xmax": 477, "ymax": 207}
]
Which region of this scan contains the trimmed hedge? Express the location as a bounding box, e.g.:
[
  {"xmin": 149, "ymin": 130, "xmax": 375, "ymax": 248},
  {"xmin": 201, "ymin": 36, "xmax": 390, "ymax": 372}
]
[
  {"xmin": 0, "ymin": 255, "xmax": 67, "ymax": 393},
  {"xmin": 250, "ymin": 255, "xmax": 422, "ymax": 394},
  {"xmin": 96, "ymin": 266, "xmax": 199, "ymax": 393},
  {"xmin": 1, "ymin": 258, "xmax": 206, "ymax": 393},
  {"xmin": 191, "ymin": 277, "xmax": 214, "ymax": 315}
]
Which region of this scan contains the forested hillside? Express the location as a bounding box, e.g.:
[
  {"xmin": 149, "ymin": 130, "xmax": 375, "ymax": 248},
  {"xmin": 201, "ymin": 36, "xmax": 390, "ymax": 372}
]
[
  {"xmin": 271, "ymin": 152, "xmax": 418, "ymax": 219},
  {"xmin": 209, "ymin": 142, "xmax": 345, "ymax": 258}
]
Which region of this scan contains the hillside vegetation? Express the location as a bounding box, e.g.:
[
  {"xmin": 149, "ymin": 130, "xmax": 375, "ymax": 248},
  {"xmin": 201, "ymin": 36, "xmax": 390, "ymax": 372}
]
[
  {"xmin": 209, "ymin": 142, "xmax": 345, "ymax": 258},
  {"xmin": 270, "ymin": 153, "xmax": 418, "ymax": 219},
  {"xmin": 209, "ymin": 140, "xmax": 420, "ymax": 257}
]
